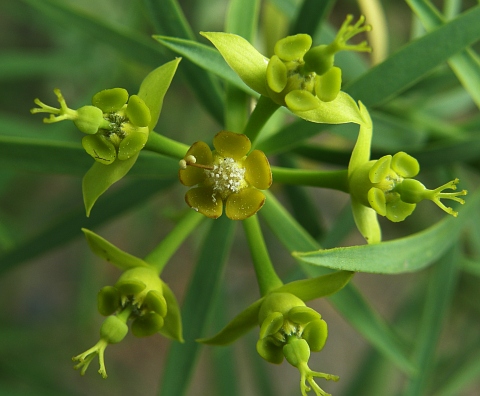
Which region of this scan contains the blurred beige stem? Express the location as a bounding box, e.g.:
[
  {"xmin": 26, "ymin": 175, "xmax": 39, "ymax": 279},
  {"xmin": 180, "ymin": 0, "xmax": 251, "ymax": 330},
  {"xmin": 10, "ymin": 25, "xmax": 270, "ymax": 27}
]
[{"xmin": 358, "ymin": 0, "xmax": 389, "ymax": 64}]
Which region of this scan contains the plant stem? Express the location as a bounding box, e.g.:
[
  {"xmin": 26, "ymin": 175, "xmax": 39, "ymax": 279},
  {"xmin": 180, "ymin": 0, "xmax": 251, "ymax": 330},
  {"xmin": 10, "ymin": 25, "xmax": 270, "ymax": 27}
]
[
  {"xmin": 242, "ymin": 214, "xmax": 283, "ymax": 296},
  {"xmin": 145, "ymin": 131, "xmax": 190, "ymax": 159},
  {"xmin": 272, "ymin": 166, "xmax": 349, "ymax": 193},
  {"xmin": 145, "ymin": 210, "xmax": 205, "ymax": 274},
  {"xmin": 242, "ymin": 95, "xmax": 280, "ymax": 147}
]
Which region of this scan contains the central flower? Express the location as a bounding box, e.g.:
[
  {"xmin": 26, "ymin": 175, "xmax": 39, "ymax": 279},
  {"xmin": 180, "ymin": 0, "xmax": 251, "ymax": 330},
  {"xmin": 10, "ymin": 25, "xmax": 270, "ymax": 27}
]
[{"xmin": 179, "ymin": 131, "xmax": 272, "ymax": 220}]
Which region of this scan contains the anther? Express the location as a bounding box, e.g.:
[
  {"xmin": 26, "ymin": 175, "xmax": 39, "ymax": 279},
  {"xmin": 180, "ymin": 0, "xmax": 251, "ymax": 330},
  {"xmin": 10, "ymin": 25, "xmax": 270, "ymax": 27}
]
[{"xmin": 179, "ymin": 155, "xmax": 214, "ymax": 170}]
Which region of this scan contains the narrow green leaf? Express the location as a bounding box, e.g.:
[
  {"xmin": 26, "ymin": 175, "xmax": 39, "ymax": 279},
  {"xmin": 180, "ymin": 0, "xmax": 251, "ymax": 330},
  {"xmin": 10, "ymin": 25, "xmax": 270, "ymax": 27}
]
[
  {"xmin": 226, "ymin": 0, "xmax": 260, "ymax": 42},
  {"xmin": 403, "ymin": 245, "xmax": 460, "ymax": 395},
  {"xmin": 81, "ymin": 229, "xmax": 148, "ymax": 271},
  {"xmin": 142, "ymin": 0, "xmax": 225, "ymax": 124},
  {"xmin": 345, "ymin": 5, "xmax": 480, "ymax": 107},
  {"xmin": 153, "ymin": 36, "xmax": 255, "ymax": 95},
  {"xmin": 407, "ymin": 0, "xmax": 480, "ymax": 108},
  {"xmin": 0, "ymin": 135, "xmax": 178, "ymax": 178},
  {"xmin": 0, "ymin": 179, "xmax": 175, "ymax": 276},
  {"xmin": 21, "ymin": 0, "xmax": 168, "ymax": 68},
  {"xmin": 138, "ymin": 58, "xmax": 181, "ymax": 131},
  {"xmin": 82, "ymin": 155, "xmax": 139, "ymax": 217},
  {"xmin": 295, "ymin": 188, "xmax": 480, "ymax": 274},
  {"xmin": 159, "ymin": 217, "xmax": 235, "ymax": 396},
  {"xmin": 260, "ymin": 191, "xmax": 415, "ymax": 374}
]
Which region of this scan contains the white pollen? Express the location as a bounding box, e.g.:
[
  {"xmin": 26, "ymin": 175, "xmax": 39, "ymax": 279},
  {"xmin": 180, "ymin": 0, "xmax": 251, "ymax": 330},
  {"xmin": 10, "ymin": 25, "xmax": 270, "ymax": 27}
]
[{"xmin": 205, "ymin": 155, "xmax": 246, "ymax": 201}]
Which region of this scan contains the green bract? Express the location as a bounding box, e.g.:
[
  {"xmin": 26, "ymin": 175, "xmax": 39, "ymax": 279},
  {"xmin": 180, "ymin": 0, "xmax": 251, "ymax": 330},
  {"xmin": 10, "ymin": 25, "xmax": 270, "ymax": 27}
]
[
  {"xmin": 73, "ymin": 229, "xmax": 183, "ymax": 378},
  {"xmin": 201, "ymin": 15, "xmax": 371, "ymax": 126}
]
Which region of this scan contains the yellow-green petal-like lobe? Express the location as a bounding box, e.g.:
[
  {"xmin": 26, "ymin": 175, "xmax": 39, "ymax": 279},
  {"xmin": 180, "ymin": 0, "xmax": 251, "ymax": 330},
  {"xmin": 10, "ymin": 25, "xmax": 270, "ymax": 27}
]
[
  {"xmin": 391, "ymin": 151, "xmax": 420, "ymax": 178},
  {"xmin": 256, "ymin": 338, "xmax": 284, "ymax": 364},
  {"xmin": 213, "ymin": 131, "xmax": 251, "ymax": 159},
  {"xmin": 369, "ymin": 155, "xmax": 392, "ymax": 183},
  {"xmin": 185, "ymin": 186, "xmax": 223, "ymax": 219},
  {"xmin": 386, "ymin": 198, "xmax": 416, "ymax": 222},
  {"xmin": 82, "ymin": 134, "xmax": 116, "ymax": 165},
  {"xmin": 302, "ymin": 319, "xmax": 328, "ymax": 352},
  {"xmin": 368, "ymin": 187, "xmax": 387, "ymax": 216},
  {"xmin": 131, "ymin": 312, "xmax": 164, "ymax": 337},
  {"xmin": 274, "ymin": 34, "xmax": 312, "ymax": 61},
  {"xmin": 126, "ymin": 95, "xmax": 151, "ymax": 127},
  {"xmin": 244, "ymin": 150, "xmax": 272, "ymax": 189},
  {"xmin": 259, "ymin": 312, "xmax": 284, "ymax": 339},
  {"xmin": 285, "ymin": 90, "xmax": 320, "ymax": 112},
  {"xmin": 92, "ymin": 88, "xmax": 128, "ymax": 113},
  {"xmin": 225, "ymin": 188, "xmax": 265, "ymax": 220},
  {"xmin": 118, "ymin": 131, "xmax": 148, "ymax": 161},
  {"xmin": 266, "ymin": 55, "xmax": 288, "ymax": 93},
  {"xmin": 179, "ymin": 141, "xmax": 212, "ymax": 186},
  {"xmin": 315, "ymin": 66, "xmax": 342, "ymax": 102}
]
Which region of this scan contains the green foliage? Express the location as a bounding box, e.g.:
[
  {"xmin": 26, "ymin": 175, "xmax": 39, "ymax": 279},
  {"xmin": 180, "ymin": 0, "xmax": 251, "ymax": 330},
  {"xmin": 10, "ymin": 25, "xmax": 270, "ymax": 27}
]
[{"xmin": 2, "ymin": 0, "xmax": 480, "ymax": 395}]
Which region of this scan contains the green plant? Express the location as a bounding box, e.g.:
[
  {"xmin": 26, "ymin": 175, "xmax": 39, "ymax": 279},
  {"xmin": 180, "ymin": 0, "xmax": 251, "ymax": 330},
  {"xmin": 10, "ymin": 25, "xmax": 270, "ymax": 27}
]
[{"xmin": 1, "ymin": 0, "xmax": 480, "ymax": 395}]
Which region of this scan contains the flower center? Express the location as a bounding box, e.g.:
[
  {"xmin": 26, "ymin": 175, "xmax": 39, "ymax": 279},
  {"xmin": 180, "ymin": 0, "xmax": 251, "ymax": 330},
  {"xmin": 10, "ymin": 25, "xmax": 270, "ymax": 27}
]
[{"xmin": 204, "ymin": 156, "xmax": 247, "ymax": 201}]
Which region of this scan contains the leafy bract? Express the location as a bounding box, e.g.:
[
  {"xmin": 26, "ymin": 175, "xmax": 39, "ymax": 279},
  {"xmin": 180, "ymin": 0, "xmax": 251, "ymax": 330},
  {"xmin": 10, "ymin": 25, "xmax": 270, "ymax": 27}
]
[
  {"xmin": 201, "ymin": 32, "xmax": 269, "ymax": 96},
  {"xmin": 138, "ymin": 58, "xmax": 181, "ymax": 131},
  {"xmin": 82, "ymin": 154, "xmax": 138, "ymax": 217},
  {"xmin": 198, "ymin": 271, "xmax": 353, "ymax": 345},
  {"xmin": 82, "ymin": 228, "xmax": 149, "ymax": 271}
]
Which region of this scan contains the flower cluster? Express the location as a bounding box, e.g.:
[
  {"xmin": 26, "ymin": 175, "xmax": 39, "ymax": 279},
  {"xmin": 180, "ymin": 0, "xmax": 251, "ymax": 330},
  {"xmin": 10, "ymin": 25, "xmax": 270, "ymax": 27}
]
[
  {"xmin": 72, "ymin": 229, "xmax": 182, "ymax": 378},
  {"xmin": 179, "ymin": 131, "xmax": 272, "ymax": 220},
  {"xmin": 31, "ymin": 88, "xmax": 151, "ymax": 164},
  {"xmin": 257, "ymin": 293, "xmax": 338, "ymax": 396},
  {"xmin": 349, "ymin": 151, "xmax": 467, "ymax": 222},
  {"xmin": 266, "ymin": 15, "xmax": 371, "ymax": 110}
]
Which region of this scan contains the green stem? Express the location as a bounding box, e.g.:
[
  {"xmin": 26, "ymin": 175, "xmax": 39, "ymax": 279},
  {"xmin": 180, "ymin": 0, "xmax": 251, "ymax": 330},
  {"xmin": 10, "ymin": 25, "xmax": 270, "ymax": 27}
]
[
  {"xmin": 144, "ymin": 131, "xmax": 190, "ymax": 159},
  {"xmin": 242, "ymin": 95, "xmax": 280, "ymax": 147},
  {"xmin": 145, "ymin": 210, "xmax": 205, "ymax": 274},
  {"xmin": 242, "ymin": 214, "xmax": 283, "ymax": 296},
  {"xmin": 116, "ymin": 304, "xmax": 133, "ymax": 323},
  {"xmin": 272, "ymin": 166, "xmax": 349, "ymax": 193}
]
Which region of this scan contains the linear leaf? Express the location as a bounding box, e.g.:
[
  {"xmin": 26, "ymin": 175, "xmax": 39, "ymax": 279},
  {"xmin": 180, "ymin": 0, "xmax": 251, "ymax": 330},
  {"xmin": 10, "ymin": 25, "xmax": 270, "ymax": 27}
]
[
  {"xmin": 159, "ymin": 217, "xmax": 235, "ymax": 396},
  {"xmin": 403, "ymin": 245, "xmax": 460, "ymax": 395},
  {"xmin": 21, "ymin": 0, "xmax": 168, "ymax": 68},
  {"xmin": 0, "ymin": 179, "xmax": 175, "ymax": 276},
  {"xmin": 153, "ymin": 36, "xmax": 257, "ymax": 96},
  {"xmin": 260, "ymin": 191, "xmax": 414, "ymax": 374},
  {"xmin": 407, "ymin": 0, "xmax": 480, "ymax": 108},
  {"xmin": 295, "ymin": 188, "xmax": 480, "ymax": 274},
  {"xmin": 345, "ymin": 5, "xmax": 480, "ymax": 107},
  {"xmin": 142, "ymin": 0, "xmax": 225, "ymax": 124},
  {"xmin": 0, "ymin": 135, "xmax": 178, "ymax": 177}
]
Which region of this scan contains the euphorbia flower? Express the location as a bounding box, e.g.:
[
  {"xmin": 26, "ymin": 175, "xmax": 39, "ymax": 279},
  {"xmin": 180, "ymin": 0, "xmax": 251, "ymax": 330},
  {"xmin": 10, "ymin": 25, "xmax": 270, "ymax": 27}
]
[
  {"xmin": 348, "ymin": 103, "xmax": 467, "ymax": 243},
  {"xmin": 179, "ymin": 131, "xmax": 272, "ymax": 220},
  {"xmin": 31, "ymin": 59, "xmax": 181, "ymax": 216},
  {"xmin": 32, "ymin": 87, "xmax": 151, "ymax": 164},
  {"xmin": 198, "ymin": 271, "xmax": 353, "ymax": 396},
  {"xmin": 73, "ymin": 229, "xmax": 183, "ymax": 378},
  {"xmin": 201, "ymin": 15, "xmax": 371, "ymax": 126}
]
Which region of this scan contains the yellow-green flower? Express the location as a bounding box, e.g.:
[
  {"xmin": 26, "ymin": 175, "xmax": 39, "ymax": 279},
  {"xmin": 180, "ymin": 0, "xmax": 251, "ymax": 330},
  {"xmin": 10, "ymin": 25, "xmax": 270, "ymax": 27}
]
[
  {"xmin": 179, "ymin": 131, "xmax": 272, "ymax": 220},
  {"xmin": 73, "ymin": 229, "xmax": 183, "ymax": 378},
  {"xmin": 201, "ymin": 15, "xmax": 371, "ymax": 126},
  {"xmin": 31, "ymin": 88, "xmax": 151, "ymax": 164}
]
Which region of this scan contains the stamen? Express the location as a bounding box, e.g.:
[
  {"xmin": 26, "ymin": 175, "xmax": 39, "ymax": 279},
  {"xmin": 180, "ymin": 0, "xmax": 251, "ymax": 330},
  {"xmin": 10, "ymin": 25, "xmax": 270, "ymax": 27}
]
[{"xmin": 179, "ymin": 155, "xmax": 214, "ymax": 170}]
